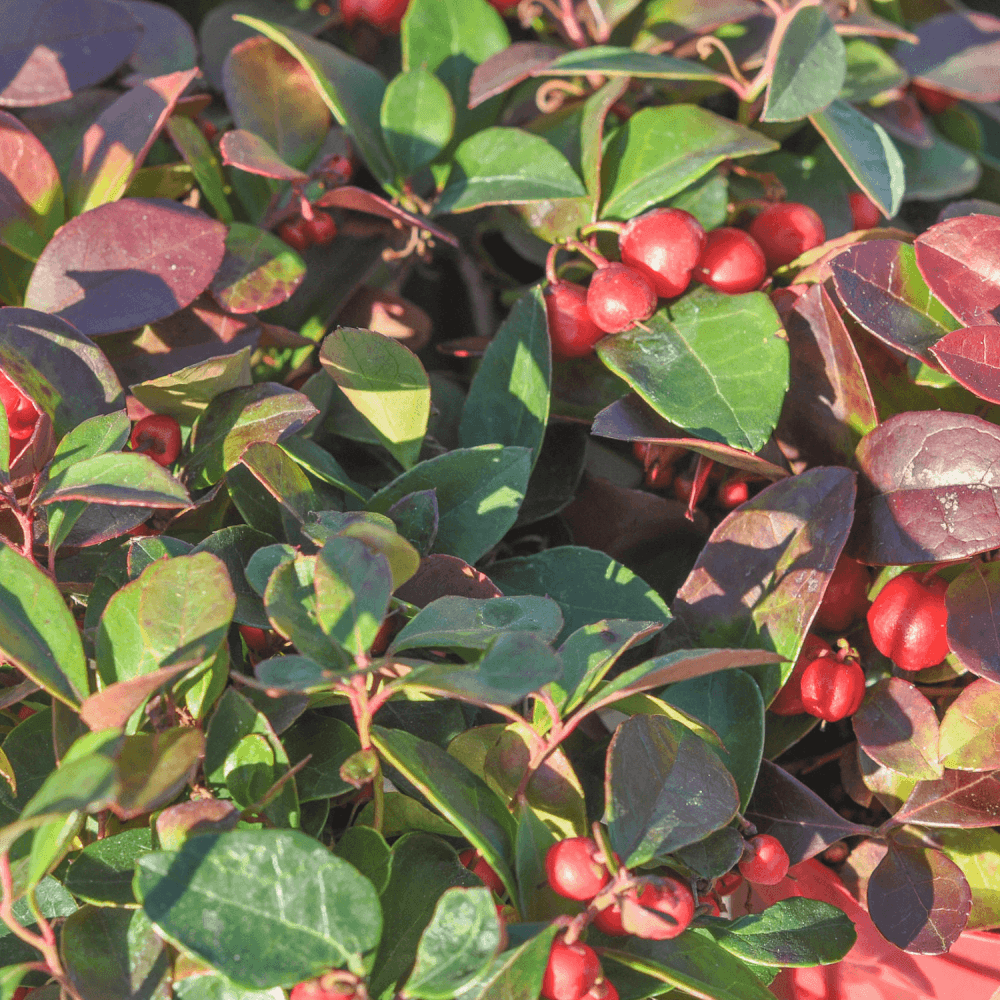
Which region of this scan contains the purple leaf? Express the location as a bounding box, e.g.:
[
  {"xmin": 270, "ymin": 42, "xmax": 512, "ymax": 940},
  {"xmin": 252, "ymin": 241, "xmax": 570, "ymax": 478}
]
[
  {"xmin": 745, "ymin": 759, "xmax": 873, "ymax": 865},
  {"xmin": 868, "ymin": 835, "xmax": 971, "ymax": 954},
  {"xmin": 894, "ymin": 769, "xmax": 1000, "ymax": 828},
  {"xmin": 24, "ymin": 197, "xmax": 228, "ymax": 336},
  {"xmin": 945, "ymin": 563, "xmax": 1000, "ymax": 684},
  {"xmin": 219, "ymin": 129, "xmax": 308, "ymax": 181},
  {"xmin": 930, "ymin": 327, "xmax": 1000, "ymax": 404},
  {"xmin": 852, "ymin": 678, "xmax": 942, "ymax": 781},
  {"xmin": 317, "ymin": 186, "xmax": 459, "ymax": 248},
  {"xmin": 118, "ymin": 0, "xmax": 198, "ymax": 80},
  {"xmin": 914, "ymin": 215, "xmax": 1000, "ymax": 328},
  {"xmin": 938, "ymin": 678, "xmax": 1000, "ymax": 772},
  {"xmin": 850, "ymin": 411, "xmax": 1000, "ymax": 565},
  {"xmin": 468, "ymin": 42, "xmax": 562, "ymax": 110}
]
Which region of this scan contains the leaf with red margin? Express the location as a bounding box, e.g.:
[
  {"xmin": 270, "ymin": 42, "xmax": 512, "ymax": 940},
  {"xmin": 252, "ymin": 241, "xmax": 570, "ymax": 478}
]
[
  {"xmin": 672, "ymin": 467, "xmax": 856, "ymax": 702},
  {"xmin": 67, "ymin": 68, "xmax": 199, "ymax": 215},
  {"xmin": 775, "ymin": 283, "xmax": 878, "ymax": 467},
  {"xmin": 210, "ymin": 223, "xmax": 306, "ymax": 315},
  {"xmin": 219, "ymin": 129, "xmax": 308, "ymax": 181},
  {"xmin": 868, "ymin": 834, "xmax": 971, "ymax": 955},
  {"xmin": 745, "ymin": 759, "xmax": 873, "ymax": 865},
  {"xmin": 0, "ymin": 0, "xmax": 142, "ymax": 107},
  {"xmin": 914, "ymin": 215, "xmax": 1000, "ymax": 328},
  {"xmin": 849, "ymin": 411, "xmax": 1000, "ymax": 565},
  {"xmin": 852, "ymin": 678, "xmax": 942, "ymax": 781},
  {"xmin": 930, "ymin": 327, "xmax": 1000, "ymax": 404},
  {"xmin": 938, "ymin": 678, "xmax": 1000, "ymax": 772},
  {"xmin": 0, "ymin": 111, "xmax": 64, "ymax": 261},
  {"xmin": 893, "ymin": 769, "xmax": 1000, "ymax": 828},
  {"xmin": 945, "ymin": 563, "xmax": 1000, "ymax": 684},
  {"xmin": 317, "ymin": 185, "xmax": 458, "ymax": 247},
  {"xmin": 24, "ymin": 198, "xmax": 228, "ymax": 337},
  {"xmin": 467, "ymin": 42, "xmax": 562, "ymax": 110},
  {"xmin": 829, "ymin": 240, "xmax": 959, "ymax": 364}
]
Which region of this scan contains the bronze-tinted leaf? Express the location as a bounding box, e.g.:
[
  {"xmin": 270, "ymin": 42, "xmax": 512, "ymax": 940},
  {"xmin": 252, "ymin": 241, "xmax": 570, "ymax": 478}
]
[
  {"xmin": 945, "ymin": 562, "xmax": 1000, "ymax": 684},
  {"xmin": 394, "ymin": 554, "xmax": 502, "ymax": 607},
  {"xmin": 210, "ymin": 223, "xmax": 306, "ymax": 315},
  {"xmin": 939, "ymin": 678, "xmax": 1000, "ymax": 772},
  {"xmin": 467, "ymin": 42, "xmax": 562, "ymax": 109},
  {"xmin": 317, "ymin": 185, "xmax": 458, "ymax": 247},
  {"xmin": 850, "ymin": 411, "xmax": 1000, "ymax": 565},
  {"xmin": 894, "ymin": 769, "xmax": 1000, "ymax": 828},
  {"xmin": 930, "ymin": 327, "xmax": 1000, "ymax": 404},
  {"xmin": 121, "ymin": 0, "xmax": 199, "ymax": 80},
  {"xmin": 219, "ymin": 128, "xmax": 308, "ymax": 181}
]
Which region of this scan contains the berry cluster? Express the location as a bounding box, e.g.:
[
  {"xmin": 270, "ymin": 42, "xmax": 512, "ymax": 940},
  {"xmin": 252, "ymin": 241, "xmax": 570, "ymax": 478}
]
[
  {"xmin": 129, "ymin": 413, "xmax": 182, "ymax": 468},
  {"xmin": 0, "ymin": 368, "xmax": 40, "ymax": 462},
  {"xmin": 277, "ymin": 210, "xmax": 338, "ymax": 253},
  {"xmin": 634, "ymin": 443, "xmax": 754, "ymax": 512}
]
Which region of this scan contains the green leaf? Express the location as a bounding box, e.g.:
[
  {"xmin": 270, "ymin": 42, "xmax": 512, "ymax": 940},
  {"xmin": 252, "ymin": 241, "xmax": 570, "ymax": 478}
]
[
  {"xmin": 115, "ymin": 729, "xmax": 205, "ymax": 820},
  {"xmin": 839, "ymin": 39, "xmax": 907, "ymax": 104},
  {"xmin": 368, "ymin": 445, "xmax": 531, "ymax": 564},
  {"xmin": 334, "ymin": 826, "xmax": 392, "ymax": 895},
  {"xmin": 191, "ymin": 526, "xmax": 276, "ymax": 630},
  {"xmin": 936, "ymin": 828, "xmax": 1000, "ymax": 930},
  {"xmin": 459, "ymin": 285, "xmax": 550, "ymax": 469},
  {"xmin": 63, "ymin": 827, "xmax": 153, "ymax": 907},
  {"xmin": 36, "ymin": 452, "xmax": 191, "ymax": 508},
  {"xmin": 283, "ymin": 713, "xmax": 361, "ymax": 802},
  {"xmin": 605, "ymin": 713, "xmax": 740, "ymax": 867},
  {"xmin": 435, "ymin": 128, "xmax": 586, "ymax": 214},
  {"xmin": 600, "ymin": 105, "xmax": 778, "ymax": 221},
  {"xmin": 489, "ymin": 546, "xmax": 671, "ymax": 641},
  {"xmin": 762, "ymin": 6, "xmax": 846, "ymax": 122},
  {"xmin": 514, "ymin": 802, "xmax": 559, "ymax": 922},
  {"xmin": 173, "ymin": 975, "xmax": 285, "ymax": 999},
  {"xmin": 706, "ymin": 897, "xmax": 857, "ymax": 966},
  {"xmin": 810, "ymin": 99, "xmax": 905, "ymax": 217},
  {"xmin": 454, "ymin": 923, "xmax": 559, "ymax": 1000},
  {"xmin": 0, "ymin": 543, "xmax": 89, "ymax": 706},
  {"xmin": 166, "ymin": 114, "xmax": 233, "ymax": 223},
  {"xmin": 0, "ymin": 877, "xmax": 77, "ymax": 967},
  {"xmin": 405, "ymin": 887, "xmax": 503, "ymax": 1000},
  {"xmin": 537, "ymin": 45, "xmax": 719, "ymax": 82},
  {"xmin": 319, "ymin": 327, "xmax": 430, "ymax": 470},
  {"xmin": 898, "ymin": 129, "xmax": 981, "ymax": 201},
  {"xmin": 136, "ymin": 829, "xmax": 382, "ymax": 988},
  {"xmin": 280, "ymin": 436, "xmax": 370, "ymax": 503},
  {"xmin": 597, "ymin": 286, "xmax": 788, "ymax": 453},
  {"xmin": 381, "ymin": 69, "xmax": 455, "ymax": 177}
]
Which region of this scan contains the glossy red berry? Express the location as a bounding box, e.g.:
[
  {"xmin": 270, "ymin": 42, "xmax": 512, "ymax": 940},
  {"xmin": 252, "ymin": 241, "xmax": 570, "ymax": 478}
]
[
  {"xmin": 748, "ymin": 202, "xmax": 826, "ymax": 271},
  {"xmin": 290, "ymin": 979, "xmax": 356, "ymax": 1000},
  {"xmin": 16, "ymin": 705, "xmax": 35, "ymax": 721},
  {"xmin": 459, "ymin": 849, "xmax": 505, "ymax": 896},
  {"xmin": 130, "ymin": 414, "xmax": 182, "ymax": 467},
  {"xmin": 866, "ymin": 573, "xmax": 950, "ymax": 671},
  {"xmin": 305, "ymin": 211, "xmax": 337, "ymax": 247},
  {"xmin": 545, "ymin": 281, "xmax": 606, "ymax": 359},
  {"xmin": 814, "ymin": 554, "xmax": 870, "ymax": 632},
  {"xmin": 0, "ymin": 368, "xmax": 40, "ymax": 459},
  {"xmin": 12, "ymin": 989, "xmax": 33, "ymax": 1000},
  {"xmin": 545, "ymin": 837, "xmax": 610, "ymax": 901},
  {"xmin": 278, "ymin": 219, "xmax": 311, "ymax": 253},
  {"xmin": 848, "ymin": 191, "xmax": 882, "ymax": 230},
  {"xmin": 699, "ymin": 894, "xmax": 722, "ymax": 917},
  {"xmin": 738, "ymin": 834, "xmax": 789, "ymax": 886},
  {"xmin": 619, "ymin": 208, "xmax": 706, "ymax": 298},
  {"xmin": 800, "ymin": 655, "xmax": 866, "ymax": 722},
  {"xmin": 769, "ymin": 634, "xmax": 833, "ymax": 716},
  {"xmin": 340, "ymin": 0, "xmax": 409, "ymax": 32},
  {"xmin": 910, "ymin": 81, "xmax": 958, "ymax": 115},
  {"xmin": 593, "ymin": 877, "xmax": 695, "ymax": 940},
  {"xmin": 239, "ymin": 625, "xmax": 270, "ymax": 655},
  {"xmin": 583, "ymin": 981, "xmax": 619, "ymax": 1000},
  {"xmin": 714, "ymin": 871, "xmax": 743, "ymax": 896},
  {"xmin": 692, "ymin": 228, "xmax": 767, "ymax": 294},
  {"xmin": 717, "ymin": 479, "xmax": 749, "ymax": 509},
  {"xmin": 541, "ymin": 936, "xmax": 601, "ymax": 1000},
  {"xmin": 586, "ymin": 263, "xmax": 657, "ymax": 334}
]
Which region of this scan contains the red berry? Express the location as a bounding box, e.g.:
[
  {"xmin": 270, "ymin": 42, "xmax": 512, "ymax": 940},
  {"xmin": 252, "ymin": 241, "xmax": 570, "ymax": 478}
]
[
  {"xmin": 459, "ymin": 849, "xmax": 505, "ymax": 896},
  {"xmin": 714, "ymin": 871, "xmax": 743, "ymax": 896},
  {"xmin": 197, "ymin": 118, "xmax": 218, "ymax": 143},
  {"xmin": 239, "ymin": 625, "xmax": 270, "ymax": 655},
  {"xmin": 545, "ymin": 281, "xmax": 606, "ymax": 359},
  {"xmin": 586, "ymin": 263, "xmax": 657, "ymax": 334},
  {"xmin": 0, "ymin": 368, "xmax": 40, "ymax": 460},
  {"xmin": 583, "ymin": 981, "xmax": 619, "ymax": 1000},
  {"xmin": 130, "ymin": 414, "xmax": 182, "ymax": 467},
  {"xmin": 748, "ymin": 202, "xmax": 826, "ymax": 272},
  {"xmin": 305, "ymin": 211, "xmax": 337, "ymax": 247},
  {"xmin": 545, "ymin": 837, "xmax": 610, "ymax": 901},
  {"xmin": 12, "ymin": 989, "xmax": 33, "ymax": 1000},
  {"xmin": 321, "ymin": 154, "xmax": 354, "ymax": 187},
  {"xmin": 769, "ymin": 634, "xmax": 833, "ymax": 716},
  {"xmin": 541, "ymin": 936, "xmax": 601, "ymax": 1000},
  {"xmin": 618, "ymin": 208, "xmax": 706, "ymax": 299},
  {"xmin": 800, "ymin": 655, "xmax": 866, "ymax": 722},
  {"xmin": 16, "ymin": 705, "xmax": 34, "ymax": 721},
  {"xmin": 739, "ymin": 834, "xmax": 789, "ymax": 886},
  {"xmin": 717, "ymin": 479, "xmax": 749, "ymax": 509},
  {"xmin": 848, "ymin": 191, "xmax": 882, "ymax": 230},
  {"xmin": 814, "ymin": 554, "xmax": 870, "ymax": 632},
  {"xmin": 866, "ymin": 573, "xmax": 950, "ymax": 672},
  {"xmin": 278, "ymin": 219, "xmax": 311, "ymax": 253},
  {"xmin": 692, "ymin": 228, "xmax": 767, "ymax": 294},
  {"xmin": 340, "ymin": 0, "xmax": 409, "ymax": 32},
  {"xmin": 673, "ymin": 472, "xmax": 694, "ymax": 505},
  {"xmin": 593, "ymin": 877, "xmax": 695, "ymax": 940},
  {"xmin": 910, "ymin": 81, "xmax": 958, "ymax": 115},
  {"xmin": 290, "ymin": 980, "xmax": 356, "ymax": 1000},
  {"xmin": 489, "ymin": 0, "xmax": 521, "ymax": 9},
  {"xmin": 699, "ymin": 894, "xmax": 722, "ymax": 917}
]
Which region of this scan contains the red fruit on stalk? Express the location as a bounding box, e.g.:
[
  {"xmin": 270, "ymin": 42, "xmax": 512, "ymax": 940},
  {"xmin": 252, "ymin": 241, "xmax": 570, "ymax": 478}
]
[
  {"xmin": 459, "ymin": 849, "xmax": 505, "ymax": 896},
  {"xmin": 541, "ymin": 937, "xmax": 601, "ymax": 1000},
  {"xmin": 848, "ymin": 191, "xmax": 882, "ymax": 230},
  {"xmin": 489, "ymin": 0, "xmax": 521, "ymax": 9},
  {"xmin": 0, "ymin": 369, "xmax": 40, "ymax": 458},
  {"xmin": 748, "ymin": 202, "xmax": 826, "ymax": 271},
  {"xmin": 714, "ymin": 871, "xmax": 743, "ymax": 896},
  {"xmin": 290, "ymin": 979, "xmax": 356, "ymax": 1000},
  {"xmin": 239, "ymin": 625, "xmax": 270, "ymax": 655},
  {"xmin": 586, "ymin": 263, "xmax": 657, "ymax": 334},
  {"xmin": 130, "ymin": 414, "xmax": 182, "ymax": 467},
  {"xmin": 800, "ymin": 654, "xmax": 866, "ymax": 722},
  {"xmin": 717, "ymin": 479, "xmax": 749, "ymax": 510},
  {"xmin": 545, "ymin": 281, "xmax": 606, "ymax": 359},
  {"xmin": 692, "ymin": 228, "xmax": 767, "ymax": 294},
  {"xmin": 305, "ymin": 211, "xmax": 338, "ymax": 247},
  {"xmin": 910, "ymin": 81, "xmax": 958, "ymax": 115},
  {"xmin": 593, "ymin": 877, "xmax": 695, "ymax": 940},
  {"xmin": 699, "ymin": 894, "xmax": 722, "ymax": 917},
  {"xmin": 739, "ymin": 834, "xmax": 789, "ymax": 886},
  {"xmin": 814, "ymin": 554, "xmax": 870, "ymax": 632},
  {"xmin": 866, "ymin": 573, "xmax": 950, "ymax": 672},
  {"xmin": 770, "ymin": 633, "xmax": 833, "ymax": 716},
  {"xmin": 340, "ymin": 0, "xmax": 409, "ymax": 32},
  {"xmin": 545, "ymin": 837, "xmax": 611, "ymax": 901},
  {"xmin": 278, "ymin": 219, "xmax": 311, "ymax": 253},
  {"xmin": 618, "ymin": 207, "xmax": 706, "ymax": 298}
]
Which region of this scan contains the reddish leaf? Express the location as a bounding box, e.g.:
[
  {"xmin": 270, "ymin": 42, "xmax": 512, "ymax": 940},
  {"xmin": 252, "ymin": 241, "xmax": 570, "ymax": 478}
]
[
  {"xmin": 850, "ymin": 411, "xmax": 1000, "ymax": 565},
  {"xmin": 394, "ymin": 554, "xmax": 502, "ymax": 607},
  {"xmin": 829, "ymin": 240, "xmax": 958, "ymax": 364},
  {"xmin": 745, "ymin": 759, "xmax": 873, "ymax": 865},
  {"xmin": 468, "ymin": 42, "xmax": 562, "ymax": 110},
  {"xmin": 939, "ymin": 678, "xmax": 1000, "ymax": 772},
  {"xmin": 863, "ymin": 94, "xmax": 934, "ymax": 150},
  {"xmin": 852, "ymin": 678, "xmax": 942, "ymax": 781},
  {"xmin": 945, "ymin": 563, "xmax": 1000, "ymax": 684},
  {"xmin": 775, "ymin": 283, "xmax": 878, "ymax": 468},
  {"xmin": 914, "ymin": 215, "xmax": 1000, "ymax": 328},
  {"xmin": 317, "ymin": 185, "xmax": 459, "ymax": 248},
  {"xmin": 210, "ymin": 223, "xmax": 307, "ymax": 315},
  {"xmin": 219, "ymin": 129, "xmax": 308, "ymax": 181},
  {"xmin": 894, "ymin": 769, "xmax": 1000, "ymax": 828},
  {"xmin": 79, "ymin": 661, "xmax": 196, "ymax": 731},
  {"xmin": 24, "ymin": 198, "xmax": 228, "ymax": 337},
  {"xmin": 930, "ymin": 327, "xmax": 1000, "ymax": 404},
  {"xmin": 120, "ymin": 0, "xmax": 198, "ymax": 80},
  {"xmin": 592, "ymin": 394, "xmax": 790, "ymax": 480},
  {"xmin": 0, "ymin": 0, "xmax": 142, "ymax": 107},
  {"xmin": 868, "ymin": 835, "xmax": 971, "ymax": 954}
]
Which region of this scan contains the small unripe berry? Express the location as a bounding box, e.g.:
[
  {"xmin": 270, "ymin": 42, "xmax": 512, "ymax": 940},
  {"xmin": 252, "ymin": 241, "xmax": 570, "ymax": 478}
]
[
  {"xmin": 814, "ymin": 554, "xmax": 870, "ymax": 632},
  {"xmin": 748, "ymin": 202, "xmax": 826, "ymax": 271},
  {"xmin": 541, "ymin": 936, "xmax": 601, "ymax": 1000},
  {"xmin": 739, "ymin": 834, "xmax": 789, "ymax": 885},
  {"xmin": 305, "ymin": 211, "xmax": 337, "ymax": 247},
  {"xmin": 586, "ymin": 263, "xmax": 657, "ymax": 334},
  {"xmin": 545, "ymin": 837, "xmax": 611, "ymax": 901},
  {"xmin": 692, "ymin": 228, "xmax": 767, "ymax": 294},
  {"xmin": 130, "ymin": 414, "xmax": 182, "ymax": 467},
  {"xmin": 848, "ymin": 192, "xmax": 882, "ymax": 230},
  {"xmin": 618, "ymin": 208, "xmax": 706, "ymax": 298},
  {"xmin": 769, "ymin": 633, "xmax": 833, "ymax": 716},
  {"xmin": 866, "ymin": 573, "xmax": 950, "ymax": 671},
  {"xmin": 545, "ymin": 281, "xmax": 606, "ymax": 359},
  {"xmin": 800, "ymin": 655, "xmax": 866, "ymax": 722},
  {"xmin": 459, "ymin": 849, "xmax": 505, "ymax": 896}
]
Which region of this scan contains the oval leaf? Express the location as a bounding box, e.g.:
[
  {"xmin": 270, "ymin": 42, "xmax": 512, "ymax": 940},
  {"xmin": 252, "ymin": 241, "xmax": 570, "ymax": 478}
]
[
  {"xmin": 931, "ymin": 326, "xmax": 1000, "ymax": 404},
  {"xmin": 945, "ymin": 562, "xmax": 1000, "ymax": 684},
  {"xmin": 939, "ymin": 678, "xmax": 1000, "ymax": 772},
  {"xmin": 381, "ymin": 68, "xmax": 455, "ymax": 177}
]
